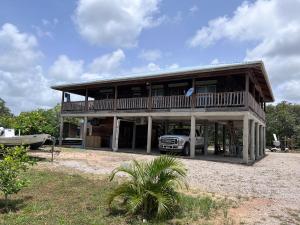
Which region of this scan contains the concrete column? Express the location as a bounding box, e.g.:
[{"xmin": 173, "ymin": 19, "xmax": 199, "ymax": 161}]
[
  {"xmin": 259, "ymin": 125, "xmax": 263, "ymax": 156},
  {"xmin": 82, "ymin": 116, "xmax": 87, "ymax": 149},
  {"xmin": 255, "ymin": 122, "xmax": 259, "ymax": 159},
  {"xmin": 243, "ymin": 114, "xmax": 249, "ymax": 164},
  {"xmin": 147, "ymin": 116, "xmax": 152, "ymax": 153},
  {"xmin": 132, "ymin": 122, "xmax": 136, "ymax": 150},
  {"xmin": 263, "ymin": 126, "xmax": 266, "ymax": 156},
  {"xmin": 250, "ymin": 120, "xmax": 255, "ymax": 160},
  {"xmin": 112, "ymin": 116, "xmax": 117, "ymax": 151},
  {"xmin": 190, "ymin": 115, "xmax": 196, "ymax": 158},
  {"xmin": 59, "ymin": 116, "xmax": 64, "ymax": 146},
  {"xmin": 222, "ymin": 125, "xmax": 226, "ymax": 152},
  {"xmin": 204, "ymin": 121, "xmax": 208, "ymax": 155},
  {"xmin": 214, "ymin": 122, "xmax": 219, "ymax": 154}
]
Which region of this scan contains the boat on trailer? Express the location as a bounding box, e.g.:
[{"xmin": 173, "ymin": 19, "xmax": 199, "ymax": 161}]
[{"xmin": 0, "ymin": 127, "xmax": 51, "ymax": 150}]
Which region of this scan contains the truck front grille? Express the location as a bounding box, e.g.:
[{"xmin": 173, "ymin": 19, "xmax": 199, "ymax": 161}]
[{"xmin": 161, "ymin": 137, "xmax": 178, "ymax": 145}]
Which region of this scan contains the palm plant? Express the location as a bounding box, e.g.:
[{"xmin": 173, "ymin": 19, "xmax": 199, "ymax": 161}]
[{"xmin": 108, "ymin": 155, "xmax": 188, "ymax": 219}]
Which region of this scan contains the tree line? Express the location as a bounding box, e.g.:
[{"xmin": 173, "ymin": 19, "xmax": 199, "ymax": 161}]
[{"xmin": 1, "ymin": 98, "xmax": 300, "ymax": 148}]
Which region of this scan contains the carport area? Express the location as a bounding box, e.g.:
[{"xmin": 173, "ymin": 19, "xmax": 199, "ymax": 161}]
[{"xmin": 60, "ymin": 111, "xmax": 266, "ymax": 164}]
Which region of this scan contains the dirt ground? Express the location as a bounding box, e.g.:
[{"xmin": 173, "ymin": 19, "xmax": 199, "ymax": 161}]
[{"xmin": 31, "ymin": 148, "xmax": 300, "ymax": 225}]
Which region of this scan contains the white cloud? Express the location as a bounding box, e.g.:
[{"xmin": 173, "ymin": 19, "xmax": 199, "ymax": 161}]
[
  {"xmin": 188, "ymin": 0, "xmax": 300, "ymax": 103},
  {"xmin": 73, "ymin": 0, "xmax": 162, "ymax": 48},
  {"xmin": 0, "ymin": 23, "xmax": 59, "ymax": 114},
  {"xmin": 189, "ymin": 5, "xmax": 198, "ymax": 14},
  {"xmin": 88, "ymin": 49, "xmax": 125, "ymax": 74},
  {"xmin": 211, "ymin": 58, "xmax": 220, "ymax": 65},
  {"xmin": 139, "ymin": 49, "xmax": 162, "ymax": 61},
  {"xmin": 131, "ymin": 62, "xmax": 179, "ymax": 74},
  {"xmin": 0, "ymin": 23, "xmax": 42, "ymax": 71},
  {"xmin": 49, "ymin": 49, "xmax": 126, "ymax": 83},
  {"xmin": 49, "ymin": 55, "xmax": 84, "ymax": 82}
]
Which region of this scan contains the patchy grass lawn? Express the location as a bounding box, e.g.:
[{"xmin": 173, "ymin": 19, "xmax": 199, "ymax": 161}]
[{"xmin": 0, "ymin": 169, "xmax": 233, "ymax": 225}]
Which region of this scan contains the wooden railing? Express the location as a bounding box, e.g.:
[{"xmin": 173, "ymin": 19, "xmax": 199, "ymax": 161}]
[
  {"xmin": 116, "ymin": 97, "xmax": 149, "ymax": 110},
  {"xmin": 152, "ymin": 95, "xmax": 191, "ymax": 109},
  {"xmin": 62, "ymin": 101, "xmax": 85, "ymax": 112},
  {"xmin": 248, "ymin": 93, "xmax": 265, "ymax": 120},
  {"xmin": 89, "ymin": 99, "xmax": 114, "ymax": 111},
  {"xmin": 195, "ymin": 91, "xmax": 245, "ymax": 107},
  {"xmin": 61, "ymin": 91, "xmax": 265, "ymax": 120}
]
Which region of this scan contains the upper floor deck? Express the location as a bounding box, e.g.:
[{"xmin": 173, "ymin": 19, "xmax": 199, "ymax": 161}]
[{"xmin": 53, "ymin": 61, "xmax": 274, "ymax": 121}]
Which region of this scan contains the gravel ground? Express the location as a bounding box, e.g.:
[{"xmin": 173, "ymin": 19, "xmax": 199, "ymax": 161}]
[{"xmin": 32, "ymin": 148, "xmax": 300, "ymax": 225}]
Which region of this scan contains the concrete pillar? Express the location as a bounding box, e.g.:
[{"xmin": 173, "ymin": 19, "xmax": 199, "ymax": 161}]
[
  {"xmin": 112, "ymin": 116, "xmax": 117, "ymax": 151},
  {"xmin": 147, "ymin": 116, "xmax": 152, "ymax": 153},
  {"xmin": 222, "ymin": 125, "xmax": 226, "ymax": 152},
  {"xmin": 263, "ymin": 126, "xmax": 267, "ymax": 156},
  {"xmin": 243, "ymin": 114, "xmax": 249, "ymax": 164},
  {"xmin": 255, "ymin": 122, "xmax": 259, "ymax": 159},
  {"xmin": 250, "ymin": 120, "xmax": 255, "ymax": 160},
  {"xmin": 190, "ymin": 115, "xmax": 196, "ymax": 158},
  {"xmin": 204, "ymin": 121, "xmax": 208, "ymax": 155},
  {"xmin": 214, "ymin": 122, "xmax": 219, "ymax": 154},
  {"xmin": 132, "ymin": 122, "xmax": 136, "ymax": 150},
  {"xmin": 59, "ymin": 116, "xmax": 64, "ymax": 146},
  {"xmin": 259, "ymin": 125, "xmax": 263, "ymax": 156},
  {"xmin": 82, "ymin": 116, "xmax": 87, "ymax": 149}
]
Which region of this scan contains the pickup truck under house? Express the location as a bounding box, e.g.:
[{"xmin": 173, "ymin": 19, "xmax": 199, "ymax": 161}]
[{"xmin": 52, "ymin": 61, "xmax": 274, "ymax": 164}]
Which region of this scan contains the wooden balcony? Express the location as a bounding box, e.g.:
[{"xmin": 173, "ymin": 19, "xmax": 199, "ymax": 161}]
[{"xmin": 61, "ymin": 91, "xmax": 265, "ymax": 120}]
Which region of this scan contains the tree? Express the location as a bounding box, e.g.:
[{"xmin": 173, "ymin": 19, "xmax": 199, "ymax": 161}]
[
  {"xmin": 14, "ymin": 105, "xmax": 61, "ymax": 137},
  {"xmin": 108, "ymin": 155, "xmax": 188, "ymax": 220},
  {"xmin": 0, "ymin": 98, "xmax": 12, "ymax": 117},
  {"xmin": 0, "ymin": 145, "xmax": 35, "ymax": 212},
  {"xmin": 266, "ymin": 101, "xmax": 300, "ymax": 147}
]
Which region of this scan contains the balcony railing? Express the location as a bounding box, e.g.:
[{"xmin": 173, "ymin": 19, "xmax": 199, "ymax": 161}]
[{"xmin": 61, "ymin": 91, "xmax": 265, "ymax": 119}]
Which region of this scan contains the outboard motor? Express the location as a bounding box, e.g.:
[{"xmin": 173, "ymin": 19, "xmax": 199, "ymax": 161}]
[{"xmin": 0, "ymin": 127, "xmax": 4, "ymax": 136}]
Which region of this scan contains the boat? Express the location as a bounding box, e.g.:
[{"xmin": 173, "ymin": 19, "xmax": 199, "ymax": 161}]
[{"xmin": 0, "ymin": 127, "xmax": 51, "ymax": 149}]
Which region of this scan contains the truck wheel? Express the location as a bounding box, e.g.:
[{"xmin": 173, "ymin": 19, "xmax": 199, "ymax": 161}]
[{"xmin": 183, "ymin": 143, "xmax": 190, "ymax": 156}]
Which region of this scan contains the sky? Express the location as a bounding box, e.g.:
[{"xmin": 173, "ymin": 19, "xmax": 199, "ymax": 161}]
[{"xmin": 1, "ymin": 0, "xmax": 300, "ymax": 114}]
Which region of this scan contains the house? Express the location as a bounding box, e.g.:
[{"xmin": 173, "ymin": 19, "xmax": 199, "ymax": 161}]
[{"xmin": 51, "ymin": 61, "xmax": 274, "ymax": 164}]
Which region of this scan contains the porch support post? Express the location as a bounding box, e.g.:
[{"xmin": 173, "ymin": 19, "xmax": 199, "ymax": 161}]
[
  {"xmin": 59, "ymin": 116, "xmax": 64, "ymax": 146},
  {"xmin": 204, "ymin": 121, "xmax": 208, "ymax": 155},
  {"xmin": 214, "ymin": 122, "xmax": 219, "ymax": 154},
  {"xmin": 132, "ymin": 122, "xmax": 136, "ymax": 150},
  {"xmin": 222, "ymin": 125, "xmax": 226, "ymax": 152},
  {"xmin": 243, "ymin": 114, "xmax": 249, "ymax": 164},
  {"xmin": 85, "ymin": 89, "xmax": 88, "ymax": 111},
  {"xmin": 250, "ymin": 119, "xmax": 255, "ymax": 160},
  {"xmin": 259, "ymin": 125, "xmax": 263, "ymax": 157},
  {"xmin": 82, "ymin": 116, "xmax": 87, "ymax": 149},
  {"xmin": 190, "ymin": 115, "xmax": 196, "ymax": 158},
  {"xmin": 112, "ymin": 116, "xmax": 118, "ymax": 151},
  {"xmin": 147, "ymin": 116, "xmax": 152, "ymax": 153},
  {"xmin": 263, "ymin": 126, "xmax": 266, "ymax": 156},
  {"xmin": 255, "ymin": 122, "xmax": 260, "ymax": 159}
]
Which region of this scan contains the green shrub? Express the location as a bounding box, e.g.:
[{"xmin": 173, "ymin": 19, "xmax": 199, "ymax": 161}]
[
  {"xmin": 108, "ymin": 155, "xmax": 188, "ymax": 220},
  {"xmin": 0, "ymin": 145, "xmax": 35, "ymax": 212}
]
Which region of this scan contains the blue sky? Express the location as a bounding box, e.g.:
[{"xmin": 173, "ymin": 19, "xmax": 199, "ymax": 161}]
[{"xmin": 1, "ymin": 0, "xmax": 300, "ymax": 114}]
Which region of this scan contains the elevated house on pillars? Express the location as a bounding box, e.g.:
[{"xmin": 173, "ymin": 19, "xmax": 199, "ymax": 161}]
[{"xmin": 52, "ymin": 61, "xmax": 274, "ymax": 164}]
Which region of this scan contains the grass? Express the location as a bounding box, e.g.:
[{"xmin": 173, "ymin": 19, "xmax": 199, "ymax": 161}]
[{"xmin": 0, "ymin": 169, "xmax": 233, "ymax": 225}]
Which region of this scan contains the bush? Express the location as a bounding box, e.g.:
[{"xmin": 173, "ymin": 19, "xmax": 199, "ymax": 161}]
[
  {"xmin": 0, "ymin": 145, "xmax": 35, "ymax": 212},
  {"xmin": 108, "ymin": 155, "xmax": 188, "ymax": 220}
]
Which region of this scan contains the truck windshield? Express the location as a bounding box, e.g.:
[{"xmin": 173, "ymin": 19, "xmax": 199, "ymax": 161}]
[{"xmin": 168, "ymin": 129, "xmax": 190, "ymax": 136}]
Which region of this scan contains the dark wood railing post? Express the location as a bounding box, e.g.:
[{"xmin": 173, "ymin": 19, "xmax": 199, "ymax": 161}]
[
  {"xmin": 114, "ymin": 85, "xmax": 118, "ymax": 111},
  {"xmin": 192, "ymin": 78, "xmax": 195, "ymax": 109},
  {"xmin": 245, "ymin": 73, "xmax": 249, "ymax": 109},
  {"xmin": 148, "ymin": 82, "xmax": 152, "ymax": 110},
  {"xmin": 61, "ymin": 91, "xmax": 65, "ymax": 111},
  {"xmin": 85, "ymin": 88, "xmax": 88, "ymax": 112}
]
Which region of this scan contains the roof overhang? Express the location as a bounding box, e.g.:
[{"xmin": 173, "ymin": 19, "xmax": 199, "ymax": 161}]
[{"xmin": 51, "ymin": 61, "xmax": 274, "ymax": 102}]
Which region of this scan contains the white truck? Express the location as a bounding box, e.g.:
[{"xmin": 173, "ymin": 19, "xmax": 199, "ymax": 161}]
[{"xmin": 158, "ymin": 128, "xmax": 204, "ymax": 156}]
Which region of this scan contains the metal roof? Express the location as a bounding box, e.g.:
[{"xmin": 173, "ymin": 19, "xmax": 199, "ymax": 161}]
[{"xmin": 51, "ymin": 60, "xmax": 274, "ymax": 102}]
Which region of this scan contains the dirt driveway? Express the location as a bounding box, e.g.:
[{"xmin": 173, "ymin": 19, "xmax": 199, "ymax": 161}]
[{"xmin": 32, "ymin": 148, "xmax": 300, "ymax": 225}]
